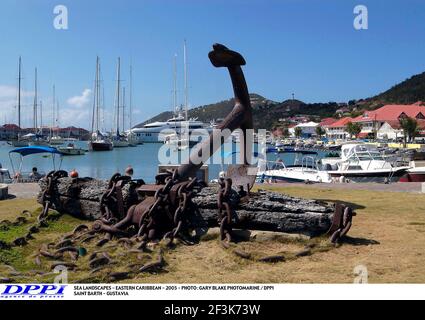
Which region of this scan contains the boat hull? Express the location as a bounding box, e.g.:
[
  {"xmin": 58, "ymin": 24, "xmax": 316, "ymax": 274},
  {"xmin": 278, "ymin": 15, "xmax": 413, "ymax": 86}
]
[
  {"xmin": 9, "ymin": 140, "xmax": 29, "ymax": 147},
  {"xmin": 399, "ymin": 168, "xmax": 425, "ymax": 182},
  {"xmin": 257, "ymin": 167, "xmax": 332, "ymax": 184},
  {"xmin": 328, "ymin": 169, "xmax": 409, "ymax": 183},
  {"xmin": 89, "ymin": 142, "xmax": 113, "ymax": 151},
  {"xmin": 58, "ymin": 148, "xmax": 86, "ymax": 156},
  {"xmin": 112, "ymin": 141, "xmax": 129, "ymax": 148}
]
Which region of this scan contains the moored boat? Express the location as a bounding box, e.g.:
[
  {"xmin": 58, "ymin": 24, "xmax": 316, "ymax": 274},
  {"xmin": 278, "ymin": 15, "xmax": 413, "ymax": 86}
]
[
  {"xmin": 58, "ymin": 143, "xmax": 86, "ymax": 155},
  {"xmin": 321, "ymin": 143, "xmax": 410, "ymax": 183}
]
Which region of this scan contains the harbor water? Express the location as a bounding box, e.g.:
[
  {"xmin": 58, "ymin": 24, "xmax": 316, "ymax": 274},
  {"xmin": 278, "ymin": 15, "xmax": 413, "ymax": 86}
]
[{"xmin": 0, "ymin": 141, "xmax": 328, "ymax": 183}]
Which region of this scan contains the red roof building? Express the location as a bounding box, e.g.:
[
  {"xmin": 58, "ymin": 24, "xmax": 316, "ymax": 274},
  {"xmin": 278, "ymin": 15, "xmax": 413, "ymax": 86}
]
[
  {"xmin": 319, "ymin": 117, "xmax": 338, "ymax": 128},
  {"xmin": 353, "ymin": 103, "xmax": 425, "ymax": 138},
  {"xmin": 326, "ymin": 117, "xmax": 353, "ymax": 140}
]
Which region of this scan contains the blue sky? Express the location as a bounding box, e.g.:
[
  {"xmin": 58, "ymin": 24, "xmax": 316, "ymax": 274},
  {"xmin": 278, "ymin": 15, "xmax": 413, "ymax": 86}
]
[{"xmin": 1, "ymin": 0, "xmax": 425, "ymax": 129}]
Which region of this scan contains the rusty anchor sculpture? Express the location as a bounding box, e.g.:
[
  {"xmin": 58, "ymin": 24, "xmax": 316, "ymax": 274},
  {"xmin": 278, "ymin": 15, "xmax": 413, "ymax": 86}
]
[
  {"xmin": 39, "ymin": 44, "xmax": 354, "ymax": 248},
  {"xmin": 88, "ymin": 43, "xmax": 259, "ymax": 247}
]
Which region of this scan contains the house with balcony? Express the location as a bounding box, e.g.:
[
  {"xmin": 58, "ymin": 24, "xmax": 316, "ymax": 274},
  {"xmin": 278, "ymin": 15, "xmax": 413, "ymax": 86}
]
[
  {"xmin": 352, "ymin": 103, "xmax": 425, "ymax": 139},
  {"xmin": 326, "ymin": 117, "xmax": 353, "ymax": 140}
]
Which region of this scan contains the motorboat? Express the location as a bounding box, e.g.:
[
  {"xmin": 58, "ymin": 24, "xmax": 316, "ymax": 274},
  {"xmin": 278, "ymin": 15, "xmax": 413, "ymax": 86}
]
[
  {"xmin": 257, "ymin": 152, "xmax": 332, "ymax": 184},
  {"xmin": 320, "ymin": 143, "xmax": 410, "ymax": 183},
  {"xmin": 58, "ymin": 143, "xmax": 86, "ymax": 156},
  {"xmin": 8, "ymin": 146, "xmax": 63, "ymax": 183}
]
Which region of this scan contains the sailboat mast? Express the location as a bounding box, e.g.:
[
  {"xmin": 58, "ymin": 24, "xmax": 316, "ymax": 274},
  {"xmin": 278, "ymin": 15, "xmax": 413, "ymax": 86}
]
[
  {"xmin": 116, "ymin": 57, "xmax": 121, "ymax": 134},
  {"xmin": 184, "ymin": 40, "xmax": 188, "ymax": 121},
  {"xmin": 129, "ymin": 64, "xmax": 133, "ymax": 130},
  {"xmin": 56, "ymin": 100, "xmax": 60, "ymax": 129},
  {"xmin": 39, "ymin": 100, "xmax": 43, "ymax": 134},
  {"xmin": 173, "ymin": 54, "xmax": 177, "ymax": 114},
  {"xmin": 33, "ymin": 68, "xmax": 38, "ymax": 131},
  {"xmin": 96, "ymin": 57, "xmax": 100, "ymax": 133},
  {"xmin": 17, "ymin": 56, "xmax": 22, "ymax": 129},
  {"xmin": 50, "ymin": 85, "xmax": 55, "ymax": 139},
  {"xmin": 122, "ymin": 87, "xmax": 126, "ymax": 133}
]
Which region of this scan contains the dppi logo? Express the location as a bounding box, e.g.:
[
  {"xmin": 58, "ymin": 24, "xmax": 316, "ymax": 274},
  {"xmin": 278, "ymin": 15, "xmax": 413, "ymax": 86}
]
[{"xmin": 1, "ymin": 285, "xmax": 66, "ymax": 299}]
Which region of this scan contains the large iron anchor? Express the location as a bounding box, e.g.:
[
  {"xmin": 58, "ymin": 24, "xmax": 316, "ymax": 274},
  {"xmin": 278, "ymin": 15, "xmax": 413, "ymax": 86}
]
[{"xmin": 178, "ymin": 43, "xmax": 256, "ymax": 190}]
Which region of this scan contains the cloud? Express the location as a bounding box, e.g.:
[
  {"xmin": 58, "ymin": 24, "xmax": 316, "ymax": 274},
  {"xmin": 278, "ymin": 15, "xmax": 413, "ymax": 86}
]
[
  {"xmin": 0, "ymin": 85, "xmax": 34, "ymax": 124},
  {"xmin": 66, "ymin": 89, "xmax": 92, "ymax": 108}
]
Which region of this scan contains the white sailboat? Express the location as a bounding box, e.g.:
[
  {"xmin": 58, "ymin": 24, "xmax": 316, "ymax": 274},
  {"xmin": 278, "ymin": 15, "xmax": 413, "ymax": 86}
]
[
  {"xmin": 112, "ymin": 57, "xmax": 129, "ymax": 148},
  {"xmin": 10, "ymin": 57, "xmax": 28, "ymax": 147},
  {"xmin": 28, "ymin": 68, "xmax": 49, "ymax": 147},
  {"xmin": 88, "ymin": 56, "xmax": 113, "ymax": 151},
  {"xmin": 49, "ymin": 87, "xmax": 64, "ymax": 145}
]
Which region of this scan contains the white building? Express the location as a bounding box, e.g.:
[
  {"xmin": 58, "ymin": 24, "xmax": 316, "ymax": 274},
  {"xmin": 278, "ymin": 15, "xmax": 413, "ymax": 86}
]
[{"xmin": 289, "ymin": 121, "xmax": 319, "ymax": 138}]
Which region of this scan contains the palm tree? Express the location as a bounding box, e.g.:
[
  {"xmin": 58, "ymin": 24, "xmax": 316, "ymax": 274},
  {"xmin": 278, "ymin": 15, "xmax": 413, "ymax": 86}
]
[
  {"xmin": 294, "ymin": 127, "xmax": 303, "ymax": 138},
  {"xmin": 346, "ymin": 122, "xmax": 362, "ymax": 139},
  {"xmin": 315, "ymin": 126, "xmax": 325, "ymax": 137},
  {"xmin": 399, "ymin": 117, "xmax": 419, "ymax": 147}
]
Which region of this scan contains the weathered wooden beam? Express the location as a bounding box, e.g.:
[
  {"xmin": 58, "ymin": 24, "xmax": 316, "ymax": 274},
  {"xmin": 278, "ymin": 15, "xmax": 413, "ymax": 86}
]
[{"xmin": 38, "ymin": 178, "xmax": 335, "ymax": 236}]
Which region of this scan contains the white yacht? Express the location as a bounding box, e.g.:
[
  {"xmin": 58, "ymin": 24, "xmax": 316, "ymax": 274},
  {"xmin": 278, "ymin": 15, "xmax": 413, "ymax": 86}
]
[
  {"xmin": 321, "ymin": 143, "xmax": 410, "ymax": 183},
  {"xmin": 132, "ymin": 41, "xmax": 208, "ymax": 144},
  {"xmin": 131, "ymin": 115, "xmax": 206, "ymax": 143}
]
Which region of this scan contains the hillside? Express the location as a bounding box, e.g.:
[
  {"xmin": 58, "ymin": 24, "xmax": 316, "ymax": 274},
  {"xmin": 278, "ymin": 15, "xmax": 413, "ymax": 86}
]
[
  {"xmin": 135, "ymin": 70, "xmax": 425, "ymax": 130},
  {"xmin": 373, "ymin": 72, "xmax": 425, "ymax": 104},
  {"xmin": 135, "ymin": 94, "xmax": 277, "ymax": 128},
  {"xmin": 352, "ymin": 71, "xmax": 425, "ymax": 110}
]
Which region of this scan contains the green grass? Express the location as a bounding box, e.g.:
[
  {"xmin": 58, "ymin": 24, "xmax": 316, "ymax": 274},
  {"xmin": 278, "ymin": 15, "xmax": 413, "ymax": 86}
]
[{"xmin": 2, "ymin": 187, "xmax": 425, "ymax": 284}]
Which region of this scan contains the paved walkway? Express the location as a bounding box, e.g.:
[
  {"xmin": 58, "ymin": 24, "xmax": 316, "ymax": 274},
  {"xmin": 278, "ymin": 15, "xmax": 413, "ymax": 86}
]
[
  {"xmin": 7, "ymin": 183, "xmax": 40, "ymax": 199},
  {"xmin": 265, "ymin": 182, "xmax": 425, "ymax": 193},
  {"xmin": 3, "ymin": 182, "xmax": 424, "ymax": 200}
]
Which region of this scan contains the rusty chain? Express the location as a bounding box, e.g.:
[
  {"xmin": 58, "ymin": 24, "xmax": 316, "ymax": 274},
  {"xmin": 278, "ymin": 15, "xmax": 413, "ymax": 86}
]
[
  {"xmin": 326, "ymin": 203, "xmax": 356, "ymax": 244},
  {"xmin": 217, "ymin": 177, "xmax": 233, "ymax": 243},
  {"xmin": 39, "ymin": 170, "xmax": 68, "ymax": 222},
  {"xmin": 94, "ymin": 170, "xmax": 201, "ymax": 248}
]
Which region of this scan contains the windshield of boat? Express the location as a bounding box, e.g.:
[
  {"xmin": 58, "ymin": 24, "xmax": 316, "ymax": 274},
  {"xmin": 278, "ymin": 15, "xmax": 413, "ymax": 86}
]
[{"xmin": 344, "ymin": 145, "xmax": 384, "ymax": 161}]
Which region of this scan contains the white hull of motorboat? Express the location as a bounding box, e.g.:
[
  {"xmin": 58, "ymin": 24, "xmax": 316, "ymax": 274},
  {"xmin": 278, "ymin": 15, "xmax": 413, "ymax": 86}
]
[
  {"xmin": 257, "ymin": 167, "xmax": 332, "ymax": 183},
  {"xmin": 58, "ymin": 147, "xmax": 86, "ymax": 155}
]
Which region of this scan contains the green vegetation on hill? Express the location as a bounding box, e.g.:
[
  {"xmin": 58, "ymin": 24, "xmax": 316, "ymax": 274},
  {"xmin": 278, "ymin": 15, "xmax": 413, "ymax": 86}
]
[
  {"xmin": 135, "ymin": 70, "xmax": 425, "ymax": 130},
  {"xmin": 373, "ymin": 72, "xmax": 425, "ymax": 104}
]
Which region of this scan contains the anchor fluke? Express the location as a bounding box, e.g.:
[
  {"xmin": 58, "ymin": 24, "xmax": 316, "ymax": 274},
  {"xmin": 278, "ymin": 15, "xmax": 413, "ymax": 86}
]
[{"xmin": 209, "ymin": 43, "xmax": 246, "ymax": 67}]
